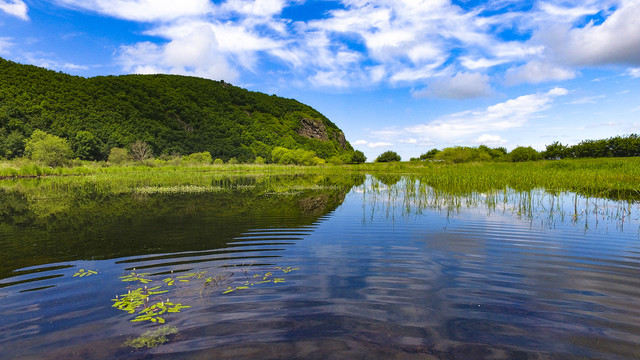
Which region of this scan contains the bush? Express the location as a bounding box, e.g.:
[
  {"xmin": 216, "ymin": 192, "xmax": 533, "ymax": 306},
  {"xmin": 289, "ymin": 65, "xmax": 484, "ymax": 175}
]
[
  {"xmin": 254, "ymin": 156, "xmax": 265, "ymax": 164},
  {"xmin": 24, "ymin": 130, "xmax": 73, "ymax": 167},
  {"xmin": 213, "ymin": 158, "xmax": 224, "ymax": 165},
  {"xmin": 419, "ymin": 148, "xmax": 440, "ymax": 160},
  {"xmin": 375, "ymin": 150, "xmax": 401, "ymax": 163},
  {"xmin": 228, "ymin": 157, "xmax": 239, "ymax": 164},
  {"xmin": 182, "ymin": 151, "xmax": 213, "ymax": 164},
  {"xmin": 434, "ymin": 146, "xmax": 491, "ymax": 163},
  {"xmin": 72, "ymin": 131, "xmax": 103, "ymax": 161},
  {"xmin": 271, "ymin": 147, "xmax": 324, "ymax": 165},
  {"xmin": 509, "ymin": 146, "xmax": 541, "ymax": 162},
  {"xmin": 108, "ymin": 147, "xmax": 130, "ymax": 164}
]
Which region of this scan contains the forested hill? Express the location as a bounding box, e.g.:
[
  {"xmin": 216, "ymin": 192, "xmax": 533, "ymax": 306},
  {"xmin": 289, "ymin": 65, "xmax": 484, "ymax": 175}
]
[{"xmin": 0, "ymin": 57, "xmax": 354, "ymax": 162}]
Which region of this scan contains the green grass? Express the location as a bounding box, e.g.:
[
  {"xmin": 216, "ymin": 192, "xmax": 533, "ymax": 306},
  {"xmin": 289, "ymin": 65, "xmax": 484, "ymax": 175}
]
[{"xmin": 1, "ymin": 157, "xmax": 639, "ymax": 201}]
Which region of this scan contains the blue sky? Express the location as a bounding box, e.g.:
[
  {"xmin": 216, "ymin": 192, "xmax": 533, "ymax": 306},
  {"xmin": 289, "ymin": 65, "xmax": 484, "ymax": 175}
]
[{"xmin": 1, "ymin": 0, "xmax": 639, "ymax": 160}]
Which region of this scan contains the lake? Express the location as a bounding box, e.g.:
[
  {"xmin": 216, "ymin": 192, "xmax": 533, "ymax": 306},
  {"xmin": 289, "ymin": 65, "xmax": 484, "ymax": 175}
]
[{"xmin": 0, "ymin": 174, "xmax": 639, "ymax": 359}]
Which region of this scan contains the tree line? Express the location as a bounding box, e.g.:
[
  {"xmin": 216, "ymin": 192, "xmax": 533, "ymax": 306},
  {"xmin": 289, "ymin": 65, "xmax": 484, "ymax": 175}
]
[{"xmin": 372, "ymin": 134, "xmax": 640, "ymax": 163}]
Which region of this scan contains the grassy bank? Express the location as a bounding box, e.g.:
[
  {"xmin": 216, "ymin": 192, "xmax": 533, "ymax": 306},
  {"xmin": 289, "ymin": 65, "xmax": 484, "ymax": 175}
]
[{"xmin": 1, "ymin": 157, "xmax": 639, "ymax": 201}]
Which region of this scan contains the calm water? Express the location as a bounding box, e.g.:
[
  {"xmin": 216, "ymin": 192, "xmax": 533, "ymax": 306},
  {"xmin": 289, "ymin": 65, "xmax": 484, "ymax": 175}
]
[{"xmin": 0, "ymin": 175, "xmax": 639, "ymax": 359}]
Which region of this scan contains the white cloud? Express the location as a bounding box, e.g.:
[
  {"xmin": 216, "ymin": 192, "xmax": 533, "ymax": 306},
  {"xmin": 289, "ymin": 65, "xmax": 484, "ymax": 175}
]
[
  {"xmin": 626, "ymin": 68, "xmax": 640, "ymax": 78},
  {"xmin": 119, "ymin": 28, "xmax": 239, "ymax": 81},
  {"xmin": 567, "ymin": 95, "xmax": 605, "ymax": 105},
  {"xmin": 542, "ymin": 1, "xmax": 640, "ymax": 66},
  {"xmin": 474, "ymin": 134, "xmax": 507, "ymax": 145},
  {"xmin": 55, "ymin": 0, "xmax": 211, "ymax": 22},
  {"xmin": 412, "ymin": 72, "xmax": 493, "ymax": 99},
  {"xmin": 352, "ymin": 140, "xmax": 394, "ymax": 149},
  {"xmin": 406, "ymin": 87, "xmax": 569, "ymax": 140},
  {"xmin": 0, "ymin": 0, "xmax": 27, "ymax": 20},
  {"xmin": 505, "ymin": 60, "xmax": 576, "ymax": 85},
  {"xmin": 399, "ymin": 138, "xmax": 418, "ymax": 144},
  {"xmin": 0, "ymin": 37, "xmax": 14, "ymax": 54}
]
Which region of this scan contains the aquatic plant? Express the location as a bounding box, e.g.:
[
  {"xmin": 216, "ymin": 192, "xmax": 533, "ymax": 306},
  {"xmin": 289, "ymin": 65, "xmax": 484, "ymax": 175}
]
[
  {"xmin": 122, "ymin": 325, "xmax": 178, "ymax": 349},
  {"xmin": 72, "ymin": 269, "xmax": 98, "ymax": 277}
]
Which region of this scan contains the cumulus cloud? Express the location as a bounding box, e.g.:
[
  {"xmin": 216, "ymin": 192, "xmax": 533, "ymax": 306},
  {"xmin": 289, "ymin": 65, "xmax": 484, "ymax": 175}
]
[
  {"xmin": 541, "ymin": 1, "xmax": 640, "ymax": 66},
  {"xmin": 118, "ymin": 26, "xmax": 239, "ymax": 81},
  {"xmin": 412, "ymin": 72, "xmax": 493, "ymax": 99},
  {"xmin": 406, "ymin": 87, "xmax": 569, "ymax": 140},
  {"xmin": 0, "ymin": 0, "xmax": 28, "ymax": 20},
  {"xmin": 505, "ymin": 60, "xmax": 576, "ymax": 85}
]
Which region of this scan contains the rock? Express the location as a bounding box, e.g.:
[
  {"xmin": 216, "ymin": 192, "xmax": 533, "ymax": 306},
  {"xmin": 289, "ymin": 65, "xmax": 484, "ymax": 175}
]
[{"xmin": 297, "ymin": 117, "xmax": 328, "ymax": 141}]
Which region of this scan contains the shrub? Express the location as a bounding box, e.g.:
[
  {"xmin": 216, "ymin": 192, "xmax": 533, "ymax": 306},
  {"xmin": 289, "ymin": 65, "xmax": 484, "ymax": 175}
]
[
  {"xmin": 24, "ymin": 130, "xmax": 73, "ymax": 167},
  {"xmin": 434, "ymin": 146, "xmax": 491, "ymax": 163},
  {"xmin": 509, "ymin": 146, "xmax": 541, "ymax": 162},
  {"xmin": 182, "ymin": 151, "xmax": 213, "ymax": 164},
  {"xmin": 108, "ymin": 147, "xmax": 130, "ymax": 164},
  {"xmin": 375, "ymin": 150, "xmax": 401, "ymax": 163},
  {"xmin": 228, "ymin": 157, "xmax": 238, "ymax": 164},
  {"xmin": 254, "ymin": 156, "xmax": 265, "ymax": 164},
  {"xmin": 213, "ymin": 158, "xmax": 224, "ymax": 165}
]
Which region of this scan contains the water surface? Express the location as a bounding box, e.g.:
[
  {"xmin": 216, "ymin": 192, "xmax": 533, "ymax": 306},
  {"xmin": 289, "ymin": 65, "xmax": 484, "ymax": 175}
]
[{"xmin": 0, "ymin": 175, "xmax": 639, "ymax": 359}]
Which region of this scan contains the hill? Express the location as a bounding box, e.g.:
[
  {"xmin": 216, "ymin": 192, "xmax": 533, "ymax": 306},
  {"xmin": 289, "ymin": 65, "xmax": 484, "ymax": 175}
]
[{"xmin": 0, "ymin": 58, "xmax": 354, "ymax": 162}]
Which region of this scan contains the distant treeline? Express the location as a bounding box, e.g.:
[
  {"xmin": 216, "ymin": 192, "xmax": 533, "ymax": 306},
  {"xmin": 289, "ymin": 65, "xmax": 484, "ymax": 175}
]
[
  {"xmin": 409, "ymin": 134, "xmax": 640, "ymax": 163},
  {"xmin": 0, "ymin": 57, "xmax": 356, "ymax": 164}
]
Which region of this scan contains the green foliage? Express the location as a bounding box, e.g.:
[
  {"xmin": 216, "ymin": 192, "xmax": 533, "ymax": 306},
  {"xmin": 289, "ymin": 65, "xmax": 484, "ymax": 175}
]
[
  {"xmin": 72, "ymin": 131, "xmax": 103, "ymax": 161},
  {"xmin": 108, "ymin": 147, "xmax": 130, "ymax": 164},
  {"xmin": 271, "ymin": 146, "xmax": 324, "ymax": 165},
  {"xmin": 182, "ymin": 151, "xmax": 212, "ymax": 164},
  {"xmin": 419, "ymin": 148, "xmax": 440, "ymax": 160},
  {"xmin": 375, "ymin": 150, "xmax": 401, "ymax": 163},
  {"xmin": 73, "ymin": 268, "xmax": 98, "ymax": 277},
  {"xmin": 0, "ymin": 57, "xmax": 356, "ymax": 163},
  {"xmin": 123, "ymin": 326, "xmax": 178, "ymax": 349},
  {"xmin": 24, "ymin": 130, "xmax": 73, "ymax": 167},
  {"xmin": 213, "ymin": 158, "xmax": 224, "ymax": 165},
  {"xmin": 254, "ymin": 156, "xmax": 265, "ymax": 164},
  {"xmin": 1, "ymin": 130, "xmax": 25, "ymax": 159},
  {"xmin": 350, "ymin": 150, "xmax": 366, "ymax": 164},
  {"xmin": 434, "ymin": 146, "xmax": 491, "ymax": 163},
  {"xmin": 228, "ymin": 157, "xmax": 239, "ymax": 164},
  {"xmin": 543, "ymin": 141, "xmax": 567, "ymax": 160},
  {"xmin": 509, "ymin": 146, "xmax": 541, "ymax": 162}
]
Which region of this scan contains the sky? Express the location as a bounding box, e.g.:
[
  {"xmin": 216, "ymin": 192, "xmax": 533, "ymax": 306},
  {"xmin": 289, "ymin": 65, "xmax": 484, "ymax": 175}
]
[{"xmin": 1, "ymin": 0, "xmax": 639, "ymax": 160}]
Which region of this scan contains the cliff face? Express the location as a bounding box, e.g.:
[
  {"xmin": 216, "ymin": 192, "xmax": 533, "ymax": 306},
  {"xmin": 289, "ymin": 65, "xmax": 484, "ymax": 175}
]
[{"xmin": 0, "ymin": 57, "xmax": 354, "ymax": 161}]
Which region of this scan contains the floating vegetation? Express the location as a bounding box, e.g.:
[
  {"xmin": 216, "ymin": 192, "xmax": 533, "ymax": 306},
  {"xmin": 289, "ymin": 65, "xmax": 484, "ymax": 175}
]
[
  {"xmin": 72, "ymin": 269, "xmax": 97, "ymax": 277},
  {"xmin": 222, "ymin": 267, "xmax": 297, "ymax": 294},
  {"xmin": 119, "ymin": 271, "xmax": 152, "ymax": 284},
  {"xmin": 122, "ymin": 325, "xmax": 179, "ymax": 349}
]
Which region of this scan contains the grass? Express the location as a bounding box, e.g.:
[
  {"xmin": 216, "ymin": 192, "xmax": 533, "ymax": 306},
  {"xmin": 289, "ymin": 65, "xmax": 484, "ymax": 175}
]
[{"xmin": 1, "ymin": 157, "xmax": 639, "ymax": 201}]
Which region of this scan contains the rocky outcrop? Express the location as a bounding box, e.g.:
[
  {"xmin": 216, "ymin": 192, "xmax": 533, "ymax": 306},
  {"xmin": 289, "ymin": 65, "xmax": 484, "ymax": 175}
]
[
  {"xmin": 333, "ymin": 131, "xmax": 348, "ymax": 149},
  {"xmin": 297, "ymin": 118, "xmax": 328, "ymax": 141}
]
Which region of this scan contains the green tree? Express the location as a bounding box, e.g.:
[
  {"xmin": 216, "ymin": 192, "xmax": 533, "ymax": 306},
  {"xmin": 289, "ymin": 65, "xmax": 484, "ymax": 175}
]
[
  {"xmin": 24, "ymin": 130, "xmax": 73, "ymax": 167},
  {"xmin": 72, "ymin": 130, "xmax": 103, "ymax": 161},
  {"xmin": 434, "ymin": 146, "xmax": 490, "ymax": 163},
  {"xmin": 375, "ymin": 150, "xmax": 401, "ymax": 163},
  {"xmin": 3, "ymin": 130, "xmax": 26, "ymax": 159},
  {"xmin": 419, "ymin": 148, "xmax": 440, "ymax": 160},
  {"xmin": 350, "ymin": 150, "xmax": 366, "ymax": 164},
  {"xmin": 543, "ymin": 141, "xmax": 567, "ymax": 160},
  {"xmin": 108, "ymin": 147, "xmax": 130, "ymax": 164}
]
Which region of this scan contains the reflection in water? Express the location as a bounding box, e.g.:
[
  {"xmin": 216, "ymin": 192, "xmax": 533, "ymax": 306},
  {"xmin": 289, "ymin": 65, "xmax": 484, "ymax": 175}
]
[{"xmin": 0, "ymin": 174, "xmax": 639, "ymax": 359}]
